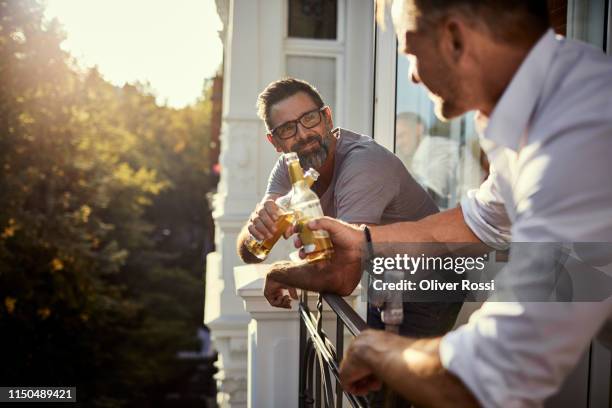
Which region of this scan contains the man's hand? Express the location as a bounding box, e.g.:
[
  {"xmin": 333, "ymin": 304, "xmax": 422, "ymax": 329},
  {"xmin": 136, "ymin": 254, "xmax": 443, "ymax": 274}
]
[
  {"xmin": 340, "ymin": 330, "xmax": 480, "ymax": 407},
  {"xmin": 340, "ymin": 330, "xmax": 403, "ymax": 395},
  {"xmin": 248, "ymin": 199, "xmax": 290, "ymax": 241},
  {"xmin": 295, "ymin": 216, "xmax": 364, "ymax": 270},
  {"xmin": 264, "ymin": 273, "xmax": 298, "ymax": 309}
]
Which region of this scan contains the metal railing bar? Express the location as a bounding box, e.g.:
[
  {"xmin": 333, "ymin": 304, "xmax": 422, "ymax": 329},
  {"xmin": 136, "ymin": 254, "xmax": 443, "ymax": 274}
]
[
  {"xmin": 300, "ymin": 307, "xmax": 339, "ymax": 371},
  {"xmin": 317, "ymin": 350, "xmax": 336, "ymax": 407},
  {"xmin": 298, "ymin": 291, "xmax": 370, "ymax": 407},
  {"xmin": 336, "ymin": 314, "xmax": 344, "ymax": 408},
  {"xmin": 321, "ymin": 293, "xmax": 367, "ymax": 337},
  {"xmin": 299, "ymin": 305, "xmax": 370, "ymax": 407},
  {"xmin": 303, "ymin": 339, "xmax": 316, "ymax": 407},
  {"xmin": 300, "ymin": 313, "xmax": 307, "ymax": 408},
  {"xmin": 315, "ymin": 352, "xmax": 321, "ymax": 408}
]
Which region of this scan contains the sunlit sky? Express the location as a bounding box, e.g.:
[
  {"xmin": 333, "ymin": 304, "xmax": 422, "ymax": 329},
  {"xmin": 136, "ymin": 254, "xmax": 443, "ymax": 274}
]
[{"xmin": 43, "ymin": 0, "xmax": 223, "ymax": 108}]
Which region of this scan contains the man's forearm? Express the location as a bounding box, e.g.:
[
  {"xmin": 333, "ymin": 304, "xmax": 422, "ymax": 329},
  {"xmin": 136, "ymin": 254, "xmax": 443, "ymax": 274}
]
[
  {"xmin": 370, "ymin": 207, "xmax": 487, "ymax": 256},
  {"xmin": 268, "ymin": 259, "xmax": 359, "ymax": 296},
  {"xmin": 357, "ymin": 333, "xmax": 479, "ymax": 407}
]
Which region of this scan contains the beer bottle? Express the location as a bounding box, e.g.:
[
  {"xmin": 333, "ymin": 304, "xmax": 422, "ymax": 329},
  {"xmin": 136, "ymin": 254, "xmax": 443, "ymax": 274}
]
[
  {"xmin": 244, "ymin": 155, "xmax": 319, "ymax": 261},
  {"xmin": 286, "ymin": 153, "xmax": 333, "ymax": 263}
]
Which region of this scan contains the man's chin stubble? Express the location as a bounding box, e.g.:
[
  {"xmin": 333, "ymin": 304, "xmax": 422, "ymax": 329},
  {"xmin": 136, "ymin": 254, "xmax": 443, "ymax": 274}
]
[{"xmin": 300, "ymin": 149, "xmax": 327, "ymax": 170}]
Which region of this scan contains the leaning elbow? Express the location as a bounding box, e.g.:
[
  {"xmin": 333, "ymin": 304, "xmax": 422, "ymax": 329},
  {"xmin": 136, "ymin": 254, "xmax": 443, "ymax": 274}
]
[
  {"xmin": 322, "ymin": 266, "xmax": 355, "ymax": 296},
  {"xmin": 336, "ymin": 286, "xmax": 353, "ymax": 297},
  {"xmin": 334, "ymin": 281, "xmax": 355, "ymax": 297},
  {"xmin": 236, "ymin": 243, "xmax": 263, "ymax": 264},
  {"xmin": 244, "ymin": 254, "xmax": 264, "ymax": 264}
]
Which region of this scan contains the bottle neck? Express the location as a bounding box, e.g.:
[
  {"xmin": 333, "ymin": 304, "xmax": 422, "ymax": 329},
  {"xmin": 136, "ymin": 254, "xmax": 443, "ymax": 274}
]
[
  {"xmin": 292, "ymin": 180, "xmax": 307, "ymax": 191},
  {"xmin": 288, "ymin": 161, "xmax": 305, "ymax": 184}
]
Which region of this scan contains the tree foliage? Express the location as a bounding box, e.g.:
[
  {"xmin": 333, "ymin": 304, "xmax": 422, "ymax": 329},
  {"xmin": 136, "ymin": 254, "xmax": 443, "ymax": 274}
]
[{"xmin": 0, "ymin": 1, "xmax": 217, "ymax": 405}]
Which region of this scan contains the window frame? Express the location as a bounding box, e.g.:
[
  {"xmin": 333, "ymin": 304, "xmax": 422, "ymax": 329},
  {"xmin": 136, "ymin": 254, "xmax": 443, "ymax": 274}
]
[{"xmin": 283, "ymin": 0, "xmax": 346, "ymax": 124}]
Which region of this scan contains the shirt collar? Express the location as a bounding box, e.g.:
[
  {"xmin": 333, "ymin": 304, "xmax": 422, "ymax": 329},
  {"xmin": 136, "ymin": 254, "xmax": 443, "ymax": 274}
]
[{"xmin": 481, "ymin": 29, "xmax": 559, "ymax": 151}]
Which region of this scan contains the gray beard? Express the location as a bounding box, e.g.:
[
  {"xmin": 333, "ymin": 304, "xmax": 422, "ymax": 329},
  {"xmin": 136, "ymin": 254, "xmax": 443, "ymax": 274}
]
[{"xmin": 297, "ymin": 132, "xmax": 331, "ymax": 170}]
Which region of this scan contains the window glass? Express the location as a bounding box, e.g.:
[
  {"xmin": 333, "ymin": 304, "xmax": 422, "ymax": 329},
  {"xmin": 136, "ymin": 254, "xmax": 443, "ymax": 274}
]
[
  {"xmin": 567, "ymin": 0, "xmax": 607, "ymax": 50},
  {"xmin": 288, "ymin": 0, "xmax": 337, "ymax": 39},
  {"xmin": 394, "ymin": 54, "xmax": 484, "ymax": 210},
  {"xmin": 286, "ymin": 55, "xmax": 336, "ymax": 113}
]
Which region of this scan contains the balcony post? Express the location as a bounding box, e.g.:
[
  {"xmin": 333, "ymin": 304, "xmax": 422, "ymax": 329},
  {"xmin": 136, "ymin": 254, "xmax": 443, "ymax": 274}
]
[{"xmin": 235, "ymin": 264, "xmax": 363, "ymax": 407}]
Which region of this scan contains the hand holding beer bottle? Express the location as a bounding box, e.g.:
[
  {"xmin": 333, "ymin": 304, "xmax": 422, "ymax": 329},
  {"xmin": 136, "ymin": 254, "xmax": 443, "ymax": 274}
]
[
  {"xmin": 286, "ymin": 153, "xmax": 333, "ymax": 262},
  {"xmin": 245, "ymin": 154, "xmax": 319, "ymax": 261}
]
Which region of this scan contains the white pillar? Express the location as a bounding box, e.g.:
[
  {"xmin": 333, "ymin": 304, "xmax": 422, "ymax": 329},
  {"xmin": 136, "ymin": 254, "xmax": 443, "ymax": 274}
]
[
  {"xmin": 206, "ymin": 1, "xmax": 285, "ymax": 405},
  {"xmin": 205, "ymin": 0, "xmax": 260, "ymax": 406}
]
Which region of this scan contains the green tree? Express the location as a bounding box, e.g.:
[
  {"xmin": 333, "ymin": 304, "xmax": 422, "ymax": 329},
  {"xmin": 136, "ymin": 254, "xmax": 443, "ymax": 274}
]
[{"xmin": 0, "ymin": 1, "xmax": 217, "ymax": 405}]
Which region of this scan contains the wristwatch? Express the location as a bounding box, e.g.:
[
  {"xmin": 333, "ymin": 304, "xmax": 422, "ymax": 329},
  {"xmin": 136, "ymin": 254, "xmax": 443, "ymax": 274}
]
[{"xmin": 363, "ymin": 225, "xmax": 374, "ymax": 261}]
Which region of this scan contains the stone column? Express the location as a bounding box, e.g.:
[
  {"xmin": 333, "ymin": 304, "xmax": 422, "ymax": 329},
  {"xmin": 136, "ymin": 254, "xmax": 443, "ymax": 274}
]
[{"xmin": 206, "ymin": 0, "xmax": 284, "ymax": 406}]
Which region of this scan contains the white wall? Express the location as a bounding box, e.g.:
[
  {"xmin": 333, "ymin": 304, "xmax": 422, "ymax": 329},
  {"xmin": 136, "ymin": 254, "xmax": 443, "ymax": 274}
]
[{"xmin": 207, "ymin": 1, "xmax": 374, "ymax": 406}]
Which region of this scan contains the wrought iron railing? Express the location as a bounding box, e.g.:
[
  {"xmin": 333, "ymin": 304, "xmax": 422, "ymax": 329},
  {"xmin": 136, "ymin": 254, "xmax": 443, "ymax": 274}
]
[{"xmin": 298, "ymin": 291, "xmax": 370, "ymax": 408}]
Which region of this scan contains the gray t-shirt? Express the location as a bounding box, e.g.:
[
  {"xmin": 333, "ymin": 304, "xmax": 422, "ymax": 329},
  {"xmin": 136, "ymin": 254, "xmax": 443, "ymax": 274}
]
[
  {"xmin": 268, "ymin": 128, "xmax": 461, "ymax": 341},
  {"xmin": 266, "ymin": 128, "xmax": 438, "ymax": 224}
]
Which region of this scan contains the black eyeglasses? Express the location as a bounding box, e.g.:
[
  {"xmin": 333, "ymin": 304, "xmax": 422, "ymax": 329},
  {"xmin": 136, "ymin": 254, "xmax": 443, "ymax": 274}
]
[{"xmin": 269, "ymin": 106, "xmax": 327, "ymax": 140}]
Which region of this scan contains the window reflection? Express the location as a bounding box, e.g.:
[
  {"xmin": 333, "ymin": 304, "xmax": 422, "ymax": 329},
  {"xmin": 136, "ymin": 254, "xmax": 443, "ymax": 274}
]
[{"xmin": 395, "ymin": 54, "xmax": 484, "ymax": 210}]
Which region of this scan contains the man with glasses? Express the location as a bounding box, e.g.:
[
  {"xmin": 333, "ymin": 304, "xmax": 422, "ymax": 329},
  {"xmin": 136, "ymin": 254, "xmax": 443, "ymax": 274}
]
[{"xmin": 236, "ymin": 77, "xmax": 462, "ymax": 340}]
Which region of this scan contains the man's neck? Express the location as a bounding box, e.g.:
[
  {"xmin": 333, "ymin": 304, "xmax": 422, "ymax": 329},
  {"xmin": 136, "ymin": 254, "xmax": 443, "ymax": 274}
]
[{"xmin": 478, "ymin": 36, "xmax": 542, "ymax": 117}]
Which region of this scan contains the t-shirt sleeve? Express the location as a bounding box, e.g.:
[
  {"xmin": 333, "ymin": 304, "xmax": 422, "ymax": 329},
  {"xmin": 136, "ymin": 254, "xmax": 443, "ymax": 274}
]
[
  {"xmin": 334, "ymin": 150, "xmax": 399, "ymax": 224},
  {"xmin": 265, "ymin": 155, "xmax": 291, "ymax": 197}
]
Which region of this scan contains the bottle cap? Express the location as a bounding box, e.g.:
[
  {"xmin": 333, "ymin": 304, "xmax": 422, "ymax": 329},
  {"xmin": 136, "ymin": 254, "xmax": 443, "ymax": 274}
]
[
  {"xmin": 304, "ymin": 168, "xmax": 320, "ymax": 182},
  {"xmin": 284, "ymin": 152, "xmax": 299, "ymax": 164}
]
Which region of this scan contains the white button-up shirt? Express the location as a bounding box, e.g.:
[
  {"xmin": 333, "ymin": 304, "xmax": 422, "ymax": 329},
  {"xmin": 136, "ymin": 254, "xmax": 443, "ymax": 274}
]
[{"xmin": 439, "ymin": 29, "xmax": 612, "ymax": 407}]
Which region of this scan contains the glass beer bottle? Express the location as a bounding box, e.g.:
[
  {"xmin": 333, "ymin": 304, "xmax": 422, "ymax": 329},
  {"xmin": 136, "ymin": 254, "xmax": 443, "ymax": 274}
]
[
  {"xmin": 286, "ymin": 153, "xmax": 333, "ymax": 263},
  {"xmin": 244, "ymin": 156, "xmax": 319, "ymax": 261}
]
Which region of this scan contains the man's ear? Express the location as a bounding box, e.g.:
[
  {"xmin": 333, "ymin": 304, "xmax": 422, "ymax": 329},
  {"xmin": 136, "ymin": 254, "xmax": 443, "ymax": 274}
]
[
  {"xmin": 323, "ymin": 106, "xmax": 334, "ymax": 129},
  {"xmin": 266, "ymin": 133, "xmax": 283, "ymax": 153},
  {"xmin": 441, "ymin": 18, "xmax": 466, "ymax": 64}
]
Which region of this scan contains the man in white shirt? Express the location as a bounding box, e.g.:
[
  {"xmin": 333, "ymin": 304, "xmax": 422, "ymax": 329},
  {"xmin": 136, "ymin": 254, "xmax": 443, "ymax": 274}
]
[{"xmin": 269, "ymin": 0, "xmax": 612, "ymax": 406}]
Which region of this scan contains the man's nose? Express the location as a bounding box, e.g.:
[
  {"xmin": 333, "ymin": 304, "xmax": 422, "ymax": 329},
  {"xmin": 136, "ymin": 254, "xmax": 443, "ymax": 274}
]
[{"xmin": 294, "ymin": 122, "xmax": 310, "ymax": 141}]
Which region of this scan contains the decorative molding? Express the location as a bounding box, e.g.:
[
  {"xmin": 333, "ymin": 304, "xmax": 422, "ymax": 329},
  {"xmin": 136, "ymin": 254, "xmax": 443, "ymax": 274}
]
[
  {"xmin": 215, "ymin": 0, "xmax": 230, "ymax": 47},
  {"xmin": 218, "ymin": 121, "xmax": 259, "ymax": 201}
]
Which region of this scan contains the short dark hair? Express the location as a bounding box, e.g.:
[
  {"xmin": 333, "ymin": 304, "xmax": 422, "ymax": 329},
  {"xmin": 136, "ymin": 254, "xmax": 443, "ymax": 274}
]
[
  {"xmin": 383, "ymin": 0, "xmax": 550, "ymax": 44},
  {"xmin": 256, "ymin": 78, "xmax": 325, "ymax": 131}
]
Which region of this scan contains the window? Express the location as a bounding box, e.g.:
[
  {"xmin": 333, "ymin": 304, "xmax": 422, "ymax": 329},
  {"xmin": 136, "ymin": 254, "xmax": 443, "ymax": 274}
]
[
  {"xmin": 288, "ymin": 0, "xmax": 337, "ymax": 39},
  {"xmin": 394, "ymin": 55, "xmax": 484, "ymax": 210},
  {"xmin": 286, "ymin": 55, "xmax": 336, "ymax": 113},
  {"xmin": 567, "ymin": 0, "xmax": 609, "ymax": 50}
]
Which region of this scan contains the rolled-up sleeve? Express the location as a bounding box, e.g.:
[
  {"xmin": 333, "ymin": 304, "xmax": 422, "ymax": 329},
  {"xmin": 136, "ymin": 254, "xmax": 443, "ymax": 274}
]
[
  {"xmin": 441, "ymin": 114, "xmax": 612, "ymax": 407},
  {"xmin": 461, "ymin": 166, "xmax": 512, "ymax": 250},
  {"xmin": 440, "ymin": 300, "xmax": 611, "ymax": 408}
]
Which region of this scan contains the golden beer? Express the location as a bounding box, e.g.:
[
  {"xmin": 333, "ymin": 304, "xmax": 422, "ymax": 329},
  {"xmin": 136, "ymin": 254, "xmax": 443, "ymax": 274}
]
[
  {"xmin": 287, "ymin": 153, "xmax": 333, "ymax": 263},
  {"xmin": 244, "ymin": 212, "xmax": 295, "ymax": 260},
  {"xmin": 294, "ymin": 216, "xmax": 333, "ymax": 262},
  {"xmin": 244, "ymin": 154, "xmax": 320, "ymax": 261}
]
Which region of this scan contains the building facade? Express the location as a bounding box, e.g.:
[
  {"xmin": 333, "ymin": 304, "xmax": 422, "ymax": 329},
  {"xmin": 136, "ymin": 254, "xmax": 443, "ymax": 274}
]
[{"xmin": 208, "ymin": 0, "xmax": 612, "ymax": 406}]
